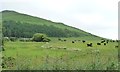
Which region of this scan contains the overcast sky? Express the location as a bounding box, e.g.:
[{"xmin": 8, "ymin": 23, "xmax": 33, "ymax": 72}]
[{"xmin": 0, "ymin": 0, "xmax": 119, "ymax": 39}]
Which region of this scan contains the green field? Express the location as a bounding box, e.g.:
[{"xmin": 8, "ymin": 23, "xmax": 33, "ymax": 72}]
[{"xmin": 2, "ymin": 37, "xmax": 118, "ymax": 70}]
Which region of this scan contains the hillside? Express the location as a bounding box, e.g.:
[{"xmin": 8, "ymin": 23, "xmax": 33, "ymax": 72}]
[{"xmin": 1, "ymin": 10, "xmax": 100, "ymax": 38}]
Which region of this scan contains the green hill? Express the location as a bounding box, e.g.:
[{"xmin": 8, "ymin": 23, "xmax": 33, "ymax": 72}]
[{"xmin": 1, "ymin": 10, "xmax": 100, "ymax": 39}]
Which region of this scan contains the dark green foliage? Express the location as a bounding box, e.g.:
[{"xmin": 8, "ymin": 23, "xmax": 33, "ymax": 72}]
[
  {"xmin": 2, "ymin": 20, "xmax": 89, "ymax": 38},
  {"xmin": 32, "ymin": 33, "xmax": 50, "ymax": 42}
]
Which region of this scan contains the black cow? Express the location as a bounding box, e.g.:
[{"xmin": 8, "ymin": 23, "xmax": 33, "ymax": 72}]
[
  {"xmin": 110, "ymin": 40, "xmax": 113, "ymax": 42},
  {"xmin": 58, "ymin": 38, "xmax": 64, "ymax": 42},
  {"xmin": 58, "ymin": 38, "xmax": 61, "ymax": 41},
  {"xmin": 72, "ymin": 41, "xmax": 75, "ymax": 43},
  {"xmin": 82, "ymin": 40, "xmax": 86, "ymax": 43},
  {"xmin": 104, "ymin": 43, "xmax": 106, "ymax": 45},
  {"xmin": 106, "ymin": 41, "xmax": 109, "ymax": 43},
  {"xmin": 87, "ymin": 43, "xmax": 92, "ymax": 47},
  {"xmin": 116, "ymin": 40, "xmax": 119, "ymax": 42},
  {"xmin": 74, "ymin": 40, "xmax": 77, "ymax": 41},
  {"xmin": 101, "ymin": 40, "xmax": 105, "ymax": 43},
  {"xmin": 97, "ymin": 43, "xmax": 101, "ymax": 45},
  {"xmin": 115, "ymin": 46, "xmax": 118, "ymax": 48},
  {"xmin": 101, "ymin": 38, "xmax": 105, "ymax": 40},
  {"xmin": 63, "ymin": 48, "xmax": 67, "ymax": 49}
]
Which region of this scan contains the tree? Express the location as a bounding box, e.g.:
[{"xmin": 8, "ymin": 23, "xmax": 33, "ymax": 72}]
[{"xmin": 32, "ymin": 33, "xmax": 50, "ymax": 42}]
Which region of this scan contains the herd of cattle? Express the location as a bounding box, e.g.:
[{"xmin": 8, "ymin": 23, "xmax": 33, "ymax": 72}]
[
  {"xmin": 2, "ymin": 37, "xmax": 119, "ymax": 49},
  {"xmin": 58, "ymin": 38, "xmax": 119, "ymax": 48}
]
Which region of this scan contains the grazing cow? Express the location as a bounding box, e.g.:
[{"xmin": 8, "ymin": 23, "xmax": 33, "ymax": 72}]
[
  {"xmin": 115, "ymin": 46, "xmax": 118, "ymax": 48},
  {"xmin": 110, "ymin": 40, "xmax": 113, "ymax": 42},
  {"xmin": 58, "ymin": 38, "xmax": 61, "ymax": 41},
  {"xmin": 97, "ymin": 43, "xmax": 101, "ymax": 45},
  {"xmin": 72, "ymin": 41, "xmax": 75, "ymax": 43},
  {"xmin": 104, "ymin": 43, "xmax": 106, "ymax": 45},
  {"xmin": 87, "ymin": 43, "xmax": 92, "ymax": 47},
  {"xmin": 63, "ymin": 47, "xmax": 67, "ymax": 49},
  {"xmin": 64, "ymin": 39, "xmax": 66, "ymax": 41},
  {"xmin": 101, "ymin": 38, "xmax": 104, "ymax": 40},
  {"xmin": 116, "ymin": 40, "xmax": 119, "ymax": 42},
  {"xmin": 113, "ymin": 40, "xmax": 115, "ymax": 42},
  {"xmin": 82, "ymin": 40, "xmax": 86, "ymax": 43},
  {"xmin": 58, "ymin": 38, "xmax": 64, "ymax": 41},
  {"xmin": 101, "ymin": 40, "xmax": 105, "ymax": 43},
  {"xmin": 74, "ymin": 40, "xmax": 77, "ymax": 41},
  {"xmin": 106, "ymin": 41, "xmax": 109, "ymax": 43}
]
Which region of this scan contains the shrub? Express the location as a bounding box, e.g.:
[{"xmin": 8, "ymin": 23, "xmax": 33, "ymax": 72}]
[
  {"xmin": 43, "ymin": 38, "xmax": 51, "ymax": 42},
  {"xmin": 3, "ymin": 37, "xmax": 10, "ymax": 41},
  {"xmin": 9, "ymin": 37, "xmax": 17, "ymax": 42},
  {"xmin": 32, "ymin": 33, "xmax": 50, "ymax": 42}
]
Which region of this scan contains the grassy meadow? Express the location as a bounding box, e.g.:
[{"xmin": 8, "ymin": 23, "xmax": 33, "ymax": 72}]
[{"xmin": 2, "ymin": 37, "xmax": 118, "ymax": 70}]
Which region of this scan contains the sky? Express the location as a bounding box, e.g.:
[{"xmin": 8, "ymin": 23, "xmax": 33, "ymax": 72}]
[{"xmin": 0, "ymin": 0, "xmax": 119, "ymax": 40}]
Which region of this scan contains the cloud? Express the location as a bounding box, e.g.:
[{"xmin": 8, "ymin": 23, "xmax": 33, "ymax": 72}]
[{"xmin": 74, "ymin": 13, "xmax": 104, "ymax": 25}]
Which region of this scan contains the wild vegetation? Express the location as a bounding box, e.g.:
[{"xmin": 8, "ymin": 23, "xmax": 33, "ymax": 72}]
[{"xmin": 2, "ymin": 37, "xmax": 119, "ymax": 70}]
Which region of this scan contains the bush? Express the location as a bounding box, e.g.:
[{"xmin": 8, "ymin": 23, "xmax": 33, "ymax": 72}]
[
  {"xmin": 43, "ymin": 38, "xmax": 51, "ymax": 42},
  {"xmin": 3, "ymin": 37, "xmax": 10, "ymax": 41},
  {"xmin": 9, "ymin": 37, "xmax": 17, "ymax": 42},
  {"xmin": 32, "ymin": 33, "xmax": 50, "ymax": 42}
]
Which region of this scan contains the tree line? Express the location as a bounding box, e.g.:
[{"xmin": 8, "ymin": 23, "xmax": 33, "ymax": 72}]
[{"xmin": 2, "ymin": 20, "xmax": 89, "ymax": 38}]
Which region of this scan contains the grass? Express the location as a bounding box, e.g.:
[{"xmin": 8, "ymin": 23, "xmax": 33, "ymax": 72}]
[{"xmin": 2, "ymin": 37, "xmax": 118, "ymax": 70}]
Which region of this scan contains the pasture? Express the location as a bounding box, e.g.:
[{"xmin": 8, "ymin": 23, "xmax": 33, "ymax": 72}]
[{"xmin": 2, "ymin": 37, "xmax": 118, "ymax": 70}]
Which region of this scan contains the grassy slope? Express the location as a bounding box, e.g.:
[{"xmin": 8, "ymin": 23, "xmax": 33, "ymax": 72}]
[{"xmin": 1, "ymin": 10, "xmax": 101, "ymax": 39}]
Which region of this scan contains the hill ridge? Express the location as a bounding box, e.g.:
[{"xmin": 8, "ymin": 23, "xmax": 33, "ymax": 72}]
[{"xmin": 2, "ymin": 10, "xmax": 101, "ymax": 39}]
